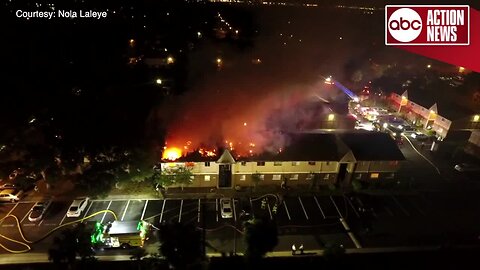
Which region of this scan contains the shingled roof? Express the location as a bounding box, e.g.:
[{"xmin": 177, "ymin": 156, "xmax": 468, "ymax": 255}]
[
  {"xmin": 339, "ymin": 132, "xmax": 406, "ymax": 161},
  {"xmin": 168, "ymin": 132, "xmax": 405, "ymax": 163}
]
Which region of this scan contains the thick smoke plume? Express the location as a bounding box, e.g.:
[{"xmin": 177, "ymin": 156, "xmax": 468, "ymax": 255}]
[{"xmin": 148, "ymin": 7, "xmax": 405, "ymax": 157}]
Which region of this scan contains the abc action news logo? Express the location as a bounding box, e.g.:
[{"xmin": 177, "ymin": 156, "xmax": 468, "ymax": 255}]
[{"xmin": 386, "ymin": 5, "xmax": 470, "ymax": 45}]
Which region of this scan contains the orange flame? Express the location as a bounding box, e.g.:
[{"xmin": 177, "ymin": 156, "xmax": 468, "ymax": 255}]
[
  {"xmin": 162, "ymin": 147, "xmax": 182, "ymax": 161},
  {"xmin": 199, "ymin": 148, "xmax": 216, "ymax": 157}
]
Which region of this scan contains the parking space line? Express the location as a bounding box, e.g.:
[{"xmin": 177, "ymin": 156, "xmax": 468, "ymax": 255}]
[
  {"xmin": 140, "ymin": 200, "xmax": 149, "ymax": 220},
  {"xmin": 390, "ymin": 195, "xmax": 410, "ymax": 216},
  {"xmin": 283, "ymin": 201, "xmax": 291, "ymax": 220},
  {"xmin": 0, "ymin": 203, "xmax": 19, "ymax": 225},
  {"xmin": 178, "ymin": 200, "xmax": 183, "ymax": 223},
  {"xmin": 159, "ymin": 200, "xmax": 166, "ymax": 223},
  {"xmin": 121, "ymin": 200, "xmax": 131, "ymax": 221},
  {"xmin": 267, "ymin": 201, "xmax": 273, "ymax": 220},
  {"xmin": 384, "ymin": 206, "xmax": 394, "ymax": 216},
  {"xmin": 20, "ymin": 205, "xmax": 34, "ymax": 223},
  {"xmin": 83, "ymin": 201, "xmax": 94, "ymax": 219},
  {"xmin": 23, "ymin": 223, "xmax": 35, "ymax": 227},
  {"xmin": 313, "ymin": 196, "xmax": 326, "ymax": 219},
  {"xmin": 233, "ymin": 199, "xmax": 237, "ymax": 222},
  {"xmin": 197, "ymin": 199, "xmax": 201, "ymax": 223},
  {"xmin": 101, "ymin": 201, "xmax": 112, "ymax": 223},
  {"xmin": 59, "ymin": 213, "xmax": 67, "ymax": 226},
  {"xmin": 298, "ymin": 197, "xmax": 309, "ymax": 220},
  {"xmin": 216, "ymin": 198, "xmax": 219, "ymax": 222},
  {"xmin": 330, "ymin": 196, "xmax": 343, "ymax": 218},
  {"xmin": 2, "ymin": 224, "xmax": 14, "ymax": 227},
  {"xmin": 249, "ymin": 198, "xmax": 254, "ymax": 218},
  {"xmin": 408, "ymin": 197, "xmax": 426, "ymax": 216},
  {"xmin": 345, "ymin": 197, "xmax": 360, "ymax": 218}
]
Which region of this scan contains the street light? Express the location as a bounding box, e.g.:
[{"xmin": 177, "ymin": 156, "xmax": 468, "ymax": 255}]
[
  {"xmin": 156, "ymin": 78, "xmax": 162, "ymax": 85},
  {"xmin": 167, "ymin": 56, "xmax": 174, "ymax": 64}
]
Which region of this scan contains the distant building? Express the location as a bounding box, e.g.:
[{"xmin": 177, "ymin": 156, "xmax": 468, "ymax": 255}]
[
  {"xmin": 389, "ymin": 91, "xmax": 480, "ymax": 140},
  {"xmin": 160, "ymin": 132, "xmax": 405, "ymax": 189}
]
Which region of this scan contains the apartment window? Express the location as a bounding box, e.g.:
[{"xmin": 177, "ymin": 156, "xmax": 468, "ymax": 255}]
[
  {"xmin": 257, "ymin": 161, "xmax": 265, "ymax": 166},
  {"xmin": 355, "ymin": 173, "xmax": 362, "ymax": 180},
  {"xmin": 204, "ymin": 162, "xmax": 210, "ymax": 167},
  {"xmin": 308, "ymin": 161, "xmax": 316, "ymax": 165},
  {"xmin": 323, "ymin": 174, "xmax": 330, "ymax": 180},
  {"xmin": 273, "ymin": 161, "xmax": 282, "ymax": 166},
  {"xmin": 273, "ymin": 174, "xmax": 282, "ymax": 181},
  {"xmin": 370, "ymin": 173, "xmax": 379, "ymax": 179},
  {"xmin": 306, "ymin": 174, "xmax": 314, "ymax": 180},
  {"xmin": 241, "ymin": 161, "xmax": 247, "ymax": 166},
  {"xmin": 259, "ymin": 174, "xmax": 265, "ymax": 180},
  {"xmin": 190, "ymin": 175, "xmax": 195, "ymax": 181},
  {"xmin": 240, "ymin": 175, "xmax": 246, "ymax": 181},
  {"xmin": 290, "ymin": 174, "xmax": 298, "ymax": 180},
  {"xmin": 292, "ymin": 162, "xmax": 300, "ymax": 166},
  {"xmin": 204, "ymin": 175, "xmax": 211, "ymax": 181}
]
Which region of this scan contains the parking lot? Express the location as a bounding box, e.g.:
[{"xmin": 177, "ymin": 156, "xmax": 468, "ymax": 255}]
[{"xmin": 0, "ymin": 192, "xmax": 441, "ymax": 252}]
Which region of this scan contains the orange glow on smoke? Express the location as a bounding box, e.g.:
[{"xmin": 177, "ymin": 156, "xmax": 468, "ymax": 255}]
[{"xmin": 162, "ymin": 147, "xmax": 183, "ymax": 161}]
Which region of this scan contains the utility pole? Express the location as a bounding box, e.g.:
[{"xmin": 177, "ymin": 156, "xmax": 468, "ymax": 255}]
[{"xmin": 202, "ymin": 195, "xmax": 206, "ymax": 258}]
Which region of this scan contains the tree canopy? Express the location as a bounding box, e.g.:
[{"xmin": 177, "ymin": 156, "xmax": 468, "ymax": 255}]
[
  {"xmin": 158, "ymin": 221, "xmax": 203, "ymax": 269},
  {"xmin": 243, "ymin": 217, "xmax": 278, "ymax": 260}
]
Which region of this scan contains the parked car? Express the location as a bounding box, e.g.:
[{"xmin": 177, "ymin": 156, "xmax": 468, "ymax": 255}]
[
  {"xmin": 0, "ymin": 189, "xmax": 24, "ymax": 202},
  {"xmin": 28, "ymin": 200, "xmax": 52, "ymax": 222},
  {"xmin": 220, "ymin": 198, "xmax": 233, "ymax": 219},
  {"xmin": 0, "ymin": 183, "xmax": 16, "ymax": 190},
  {"xmin": 454, "ymin": 163, "xmax": 480, "ymax": 172},
  {"xmin": 67, "ymin": 197, "xmax": 90, "ymax": 217},
  {"xmin": 411, "ymin": 132, "xmax": 428, "ymax": 141}
]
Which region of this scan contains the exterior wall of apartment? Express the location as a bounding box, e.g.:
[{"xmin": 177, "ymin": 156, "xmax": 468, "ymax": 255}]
[
  {"xmin": 232, "ymin": 161, "xmax": 339, "ymax": 187},
  {"xmin": 390, "ymin": 93, "xmax": 451, "ymax": 138},
  {"xmin": 162, "ymin": 158, "xmax": 402, "ymax": 187},
  {"xmin": 352, "ymin": 160, "xmax": 401, "ymax": 182}
]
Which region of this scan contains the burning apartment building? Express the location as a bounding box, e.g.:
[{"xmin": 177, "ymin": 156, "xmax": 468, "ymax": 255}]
[{"xmin": 160, "ymin": 132, "xmax": 405, "ymax": 189}]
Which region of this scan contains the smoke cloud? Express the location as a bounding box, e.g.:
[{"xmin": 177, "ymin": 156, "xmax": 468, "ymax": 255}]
[{"xmin": 147, "ymin": 7, "xmax": 403, "ymax": 157}]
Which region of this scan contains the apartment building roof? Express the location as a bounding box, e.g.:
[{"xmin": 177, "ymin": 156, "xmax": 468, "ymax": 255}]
[
  {"xmin": 170, "ymin": 132, "xmax": 404, "ymax": 163},
  {"xmin": 339, "ymin": 132, "xmax": 405, "ymax": 161},
  {"xmin": 240, "ymin": 133, "xmax": 350, "ymax": 162}
]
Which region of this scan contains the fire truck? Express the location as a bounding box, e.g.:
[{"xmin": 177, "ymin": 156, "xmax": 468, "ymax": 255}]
[{"xmin": 90, "ymin": 220, "xmax": 150, "ymax": 249}]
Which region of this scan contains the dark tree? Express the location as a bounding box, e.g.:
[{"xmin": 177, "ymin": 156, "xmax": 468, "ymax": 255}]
[
  {"xmin": 158, "ymin": 222, "xmax": 203, "ymax": 269},
  {"xmin": 243, "ymin": 217, "xmax": 278, "ymax": 260},
  {"xmin": 48, "ymin": 223, "xmax": 96, "ymax": 267}
]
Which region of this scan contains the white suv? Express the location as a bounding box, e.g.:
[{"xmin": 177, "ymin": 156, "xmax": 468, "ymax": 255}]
[{"xmin": 66, "ymin": 197, "xmax": 90, "ymax": 217}]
